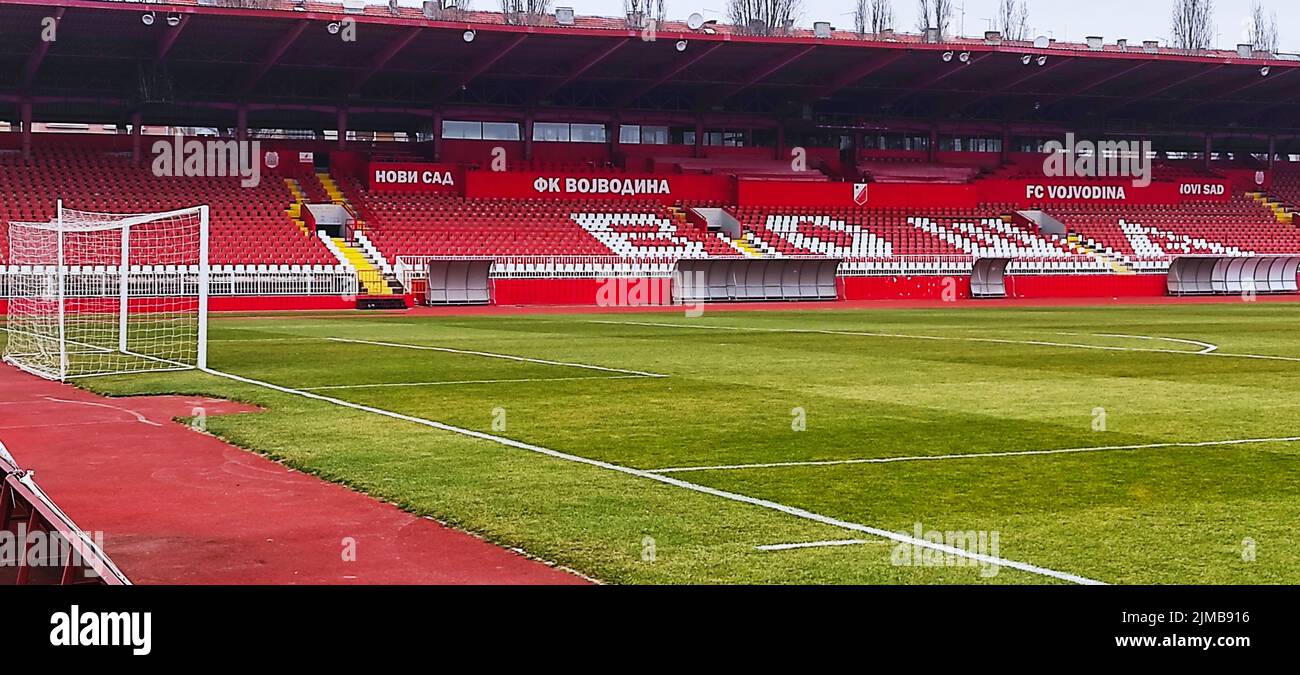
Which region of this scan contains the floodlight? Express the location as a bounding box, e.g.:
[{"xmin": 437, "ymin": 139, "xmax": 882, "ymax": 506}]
[
  {"xmin": 1037, "ymin": 56, "xmax": 1048, "ymax": 66},
  {"xmin": 327, "ymin": 22, "xmax": 341, "ymax": 35},
  {"xmin": 1021, "ymin": 54, "xmax": 1032, "ymax": 65},
  {"xmin": 958, "ymin": 52, "xmax": 970, "ymax": 63},
  {"xmin": 1261, "ymin": 66, "xmax": 1271, "ymax": 77},
  {"xmin": 941, "ymin": 51, "xmax": 954, "ymax": 62},
  {"xmin": 676, "ymin": 40, "xmax": 688, "ymax": 52},
  {"xmin": 166, "ymin": 13, "xmax": 181, "ymax": 27},
  {"xmin": 141, "ymin": 11, "xmax": 155, "ymax": 26},
  {"xmin": 463, "ymin": 29, "xmax": 476, "ymax": 42}
]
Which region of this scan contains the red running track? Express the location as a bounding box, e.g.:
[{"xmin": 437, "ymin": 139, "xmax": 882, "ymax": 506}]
[{"xmin": 0, "ymin": 367, "xmax": 585, "ymax": 585}]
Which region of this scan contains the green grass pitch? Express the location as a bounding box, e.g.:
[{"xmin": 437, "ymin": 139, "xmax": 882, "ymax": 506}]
[{"xmin": 23, "ymin": 302, "xmax": 1300, "ymax": 584}]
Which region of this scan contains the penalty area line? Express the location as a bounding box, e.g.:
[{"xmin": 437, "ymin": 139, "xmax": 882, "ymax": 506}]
[
  {"xmin": 755, "ymin": 539, "xmax": 878, "ymax": 551},
  {"xmin": 326, "ymin": 337, "xmax": 670, "ymax": 378},
  {"xmin": 302, "ymin": 374, "xmax": 652, "ymax": 391},
  {"xmin": 648, "ymin": 436, "xmax": 1300, "ymax": 474},
  {"xmin": 590, "ymin": 320, "xmax": 1300, "ymax": 362},
  {"xmin": 199, "ymin": 366, "xmax": 1103, "ymax": 585}
]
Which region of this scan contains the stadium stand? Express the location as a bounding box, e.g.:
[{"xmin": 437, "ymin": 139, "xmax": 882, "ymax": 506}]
[
  {"xmin": 0, "ymin": 146, "xmax": 336, "ymax": 268},
  {"xmin": 1046, "ymin": 197, "xmax": 1300, "ymax": 267}
]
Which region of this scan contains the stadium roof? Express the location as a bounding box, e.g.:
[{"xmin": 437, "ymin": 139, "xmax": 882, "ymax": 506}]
[{"xmin": 3, "ymin": 0, "xmax": 1300, "ymax": 139}]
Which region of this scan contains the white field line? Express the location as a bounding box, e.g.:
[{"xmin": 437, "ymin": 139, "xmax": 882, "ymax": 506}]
[
  {"xmin": 755, "ymin": 539, "xmax": 878, "ymax": 551},
  {"xmin": 303, "ymin": 375, "xmax": 650, "ymax": 391},
  {"xmin": 326, "ymin": 337, "xmax": 670, "ymax": 378},
  {"xmin": 589, "ymin": 320, "xmax": 1300, "ymax": 363},
  {"xmin": 648, "ymin": 436, "xmax": 1300, "ymax": 474},
  {"xmin": 40, "ymin": 396, "xmax": 163, "ymax": 427},
  {"xmin": 202, "ymin": 366, "xmax": 1103, "ymax": 585},
  {"xmin": 1057, "ymin": 332, "xmax": 1218, "ymax": 354}
]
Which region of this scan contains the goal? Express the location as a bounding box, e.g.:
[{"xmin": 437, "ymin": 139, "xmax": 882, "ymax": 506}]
[{"xmin": 3, "ymin": 202, "xmax": 209, "ymax": 381}]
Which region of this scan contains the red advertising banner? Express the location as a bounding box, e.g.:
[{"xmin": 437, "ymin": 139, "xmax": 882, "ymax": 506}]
[
  {"xmin": 368, "ymin": 162, "xmax": 462, "ymax": 193},
  {"xmin": 736, "ymin": 180, "xmax": 979, "ymax": 208},
  {"xmin": 738, "ymin": 178, "xmax": 1233, "ymax": 208},
  {"xmin": 463, "ymin": 171, "xmax": 734, "ymax": 202},
  {"xmin": 979, "ymin": 179, "xmax": 1233, "ymax": 205}
]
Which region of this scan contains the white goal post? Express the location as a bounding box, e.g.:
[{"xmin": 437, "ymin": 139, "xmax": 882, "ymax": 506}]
[{"xmin": 3, "ymin": 201, "xmax": 209, "ymax": 381}]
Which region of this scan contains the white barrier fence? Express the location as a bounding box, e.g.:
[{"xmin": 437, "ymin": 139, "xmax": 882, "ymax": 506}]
[
  {"xmin": 396, "ymin": 254, "xmax": 1165, "ymax": 289},
  {"xmin": 0, "ymin": 265, "xmax": 359, "ymax": 298}
]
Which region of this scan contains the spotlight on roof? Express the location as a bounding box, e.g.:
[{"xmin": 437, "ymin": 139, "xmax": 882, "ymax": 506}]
[
  {"xmin": 1261, "ymin": 66, "xmax": 1271, "ymax": 77},
  {"xmin": 1021, "ymin": 54, "xmax": 1032, "ymax": 65},
  {"xmin": 676, "ymin": 39, "xmax": 688, "ymax": 52},
  {"xmin": 941, "ymin": 51, "xmax": 954, "ymax": 63},
  {"xmin": 1036, "ymin": 56, "xmax": 1048, "ymax": 66},
  {"xmin": 141, "ymin": 11, "xmax": 155, "ymax": 26},
  {"xmin": 327, "ymin": 22, "xmax": 341, "ymax": 35},
  {"xmin": 463, "ymin": 29, "xmax": 476, "ymax": 43},
  {"xmin": 166, "ymin": 13, "xmax": 181, "ymax": 27},
  {"xmin": 686, "ymin": 12, "xmax": 705, "ymax": 30},
  {"xmin": 958, "ymin": 51, "xmax": 971, "ymax": 63}
]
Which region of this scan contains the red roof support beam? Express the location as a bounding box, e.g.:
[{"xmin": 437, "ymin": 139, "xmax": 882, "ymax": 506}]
[
  {"xmin": 1033, "ymin": 61, "xmax": 1152, "ymax": 110},
  {"xmin": 1093, "ymin": 64, "xmax": 1224, "ymax": 116},
  {"xmin": 530, "ymin": 39, "xmax": 630, "ymax": 106},
  {"xmin": 19, "ymin": 8, "xmax": 65, "ymax": 91},
  {"xmin": 707, "ymin": 45, "xmax": 817, "ymax": 105},
  {"xmin": 433, "ymin": 33, "xmax": 529, "ymax": 103},
  {"xmin": 806, "ymin": 51, "xmax": 906, "ymax": 101},
  {"xmin": 155, "ymin": 13, "xmax": 189, "ymax": 62},
  {"xmin": 238, "ymin": 19, "xmax": 308, "ymax": 98},
  {"xmin": 613, "ymin": 42, "xmax": 724, "ymax": 109},
  {"xmin": 947, "ymin": 56, "xmax": 1073, "ymax": 114},
  {"xmin": 346, "ymin": 26, "xmax": 422, "ymax": 96},
  {"xmin": 1179, "ymin": 67, "xmax": 1300, "ymax": 119},
  {"xmin": 877, "ymin": 52, "xmax": 993, "ymax": 108}
]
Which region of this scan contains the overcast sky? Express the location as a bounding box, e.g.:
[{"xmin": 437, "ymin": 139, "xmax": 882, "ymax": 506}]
[{"xmin": 433, "ymin": 0, "xmax": 1299, "ymax": 52}]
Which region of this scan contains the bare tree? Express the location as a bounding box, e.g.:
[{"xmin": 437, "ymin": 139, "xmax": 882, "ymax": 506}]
[
  {"xmin": 1249, "ymin": 1, "xmax": 1279, "ymax": 53},
  {"xmin": 854, "ymin": 0, "xmax": 894, "ymax": 36},
  {"xmin": 915, "ymin": 0, "xmax": 954, "ymax": 40},
  {"xmin": 501, "ymin": 0, "xmax": 551, "ymax": 26},
  {"xmin": 625, "ymin": 0, "xmax": 667, "ymax": 26},
  {"xmin": 997, "ymin": 0, "xmax": 1029, "ymax": 41},
  {"xmin": 727, "ymin": 0, "xmax": 804, "ymax": 36},
  {"xmin": 1170, "ymin": 0, "xmax": 1215, "ymax": 50},
  {"xmin": 430, "ymin": 0, "xmax": 471, "ymax": 20}
]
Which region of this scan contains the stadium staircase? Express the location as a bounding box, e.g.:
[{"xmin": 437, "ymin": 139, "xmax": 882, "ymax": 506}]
[
  {"xmin": 730, "ymin": 235, "xmax": 763, "ymax": 257},
  {"xmin": 1061, "ymin": 231, "xmax": 1134, "ymax": 274},
  {"xmin": 284, "ymin": 178, "xmax": 311, "ymax": 235},
  {"xmin": 1247, "ymin": 191, "xmax": 1294, "ymax": 224}
]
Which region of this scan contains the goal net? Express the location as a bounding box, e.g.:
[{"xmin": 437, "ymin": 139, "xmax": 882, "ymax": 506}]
[{"xmin": 3, "ymin": 203, "xmax": 209, "ymax": 381}]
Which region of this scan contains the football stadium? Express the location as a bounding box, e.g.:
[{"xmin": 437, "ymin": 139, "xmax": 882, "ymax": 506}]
[{"xmin": 3, "ymin": 0, "xmax": 1300, "ymax": 626}]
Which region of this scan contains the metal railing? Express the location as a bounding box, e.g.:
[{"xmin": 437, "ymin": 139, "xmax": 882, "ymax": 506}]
[
  {"xmin": 0, "ymin": 268, "xmax": 359, "ymax": 298},
  {"xmin": 1, "ymin": 440, "xmax": 129, "ymax": 585}
]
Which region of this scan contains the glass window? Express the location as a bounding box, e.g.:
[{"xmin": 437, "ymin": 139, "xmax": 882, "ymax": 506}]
[
  {"xmin": 533, "ymin": 122, "xmax": 570, "ymax": 142},
  {"xmin": 482, "ymin": 122, "xmax": 520, "ymax": 140},
  {"xmin": 641, "ymin": 126, "xmax": 669, "ymax": 144},
  {"xmin": 570, "ymin": 123, "xmax": 606, "ymax": 143},
  {"xmin": 442, "ymin": 120, "xmax": 482, "ymax": 139},
  {"xmin": 620, "ymin": 125, "xmax": 641, "ymax": 144}
]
